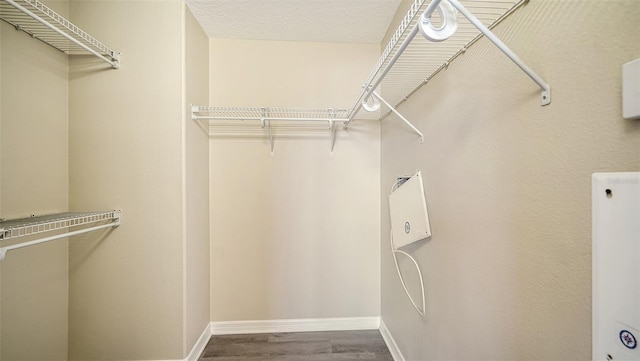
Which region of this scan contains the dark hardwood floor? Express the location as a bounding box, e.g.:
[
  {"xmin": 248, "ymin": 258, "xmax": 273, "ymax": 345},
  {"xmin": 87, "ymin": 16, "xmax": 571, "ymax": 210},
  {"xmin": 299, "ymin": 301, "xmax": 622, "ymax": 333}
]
[{"xmin": 199, "ymin": 329, "xmax": 394, "ymax": 361}]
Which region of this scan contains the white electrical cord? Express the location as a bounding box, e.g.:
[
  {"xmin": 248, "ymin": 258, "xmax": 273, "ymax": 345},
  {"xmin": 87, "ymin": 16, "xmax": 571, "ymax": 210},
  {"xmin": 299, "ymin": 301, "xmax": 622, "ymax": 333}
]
[{"xmin": 390, "ymin": 181, "xmax": 426, "ymax": 316}]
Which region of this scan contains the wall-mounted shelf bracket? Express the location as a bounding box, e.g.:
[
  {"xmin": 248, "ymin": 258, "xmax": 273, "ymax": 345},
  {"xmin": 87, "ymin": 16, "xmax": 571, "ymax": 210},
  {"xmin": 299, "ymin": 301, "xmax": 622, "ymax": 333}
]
[
  {"xmin": 260, "ymin": 107, "xmax": 267, "ymax": 129},
  {"xmin": 257, "ymin": 107, "xmax": 276, "ymax": 155},
  {"xmin": 0, "ymin": 0, "xmax": 121, "ymax": 69},
  {"xmin": 445, "ymin": 0, "xmax": 551, "ymax": 106},
  {"xmin": 267, "ymin": 120, "xmax": 275, "ymax": 155},
  {"xmin": 0, "ymin": 210, "xmax": 121, "ymax": 262},
  {"xmin": 366, "ymin": 90, "xmax": 424, "ymax": 142},
  {"xmin": 540, "ymin": 88, "xmax": 551, "ymax": 106},
  {"xmin": 330, "ymin": 121, "xmax": 338, "ymax": 154},
  {"xmin": 329, "ymin": 108, "xmax": 337, "ymax": 154}
]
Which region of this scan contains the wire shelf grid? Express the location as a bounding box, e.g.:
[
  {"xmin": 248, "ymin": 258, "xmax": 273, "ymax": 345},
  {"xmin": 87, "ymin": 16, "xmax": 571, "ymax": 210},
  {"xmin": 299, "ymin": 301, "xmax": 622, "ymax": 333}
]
[
  {"xmin": 349, "ymin": 0, "xmax": 525, "ymax": 119},
  {"xmin": 193, "ymin": 106, "xmax": 350, "ymax": 122},
  {"xmin": 194, "ymin": 0, "xmax": 544, "ymax": 142},
  {"xmin": 0, "ymin": 0, "xmax": 120, "ymax": 67},
  {"xmin": 0, "ymin": 211, "xmax": 120, "ymax": 241}
]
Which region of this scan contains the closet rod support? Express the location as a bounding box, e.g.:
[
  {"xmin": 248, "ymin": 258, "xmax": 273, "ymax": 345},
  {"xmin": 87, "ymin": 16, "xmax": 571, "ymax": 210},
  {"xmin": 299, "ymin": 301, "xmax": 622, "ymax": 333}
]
[
  {"xmin": 447, "ymin": 0, "xmax": 550, "ymax": 105},
  {"xmin": 372, "ymin": 91, "xmax": 424, "ymax": 142}
]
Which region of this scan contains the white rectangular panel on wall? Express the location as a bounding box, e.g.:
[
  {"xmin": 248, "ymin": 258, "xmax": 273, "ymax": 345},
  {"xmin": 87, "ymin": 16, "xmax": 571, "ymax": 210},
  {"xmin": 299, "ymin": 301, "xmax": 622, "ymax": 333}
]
[
  {"xmin": 623, "ymin": 59, "xmax": 640, "ymax": 120},
  {"xmin": 389, "ymin": 171, "xmax": 431, "ymax": 249},
  {"xmin": 593, "ymin": 172, "xmax": 640, "ymax": 361}
]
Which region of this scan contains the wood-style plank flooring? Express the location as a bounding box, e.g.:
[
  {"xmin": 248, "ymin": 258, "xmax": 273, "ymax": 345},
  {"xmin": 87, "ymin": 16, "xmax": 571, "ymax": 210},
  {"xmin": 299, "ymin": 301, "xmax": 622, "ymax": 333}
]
[{"xmin": 199, "ymin": 329, "xmax": 394, "ymax": 361}]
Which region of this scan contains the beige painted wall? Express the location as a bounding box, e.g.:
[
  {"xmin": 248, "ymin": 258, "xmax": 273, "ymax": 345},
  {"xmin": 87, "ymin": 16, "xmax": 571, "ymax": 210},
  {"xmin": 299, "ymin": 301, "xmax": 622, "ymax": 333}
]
[
  {"xmin": 0, "ymin": 0, "xmax": 2, "ymax": 242},
  {"xmin": 380, "ymin": 0, "xmax": 640, "ymax": 359},
  {"xmin": 68, "ymin": 1, "xmax": 187, "ymax": 359},
  {"xmin": 184, "ymin": 4, "xmax": 210, "ymax": 356},
  {"xmin": 209, "ymin": 39, "xmax": 381, "ymax": 321},
  {"xmin": 0, "ymin": 0, "xmax": 70, "ymax": 358},
  {"xmin": 210, "ymin": 39, "xmax": 378, "ymax": 111}
]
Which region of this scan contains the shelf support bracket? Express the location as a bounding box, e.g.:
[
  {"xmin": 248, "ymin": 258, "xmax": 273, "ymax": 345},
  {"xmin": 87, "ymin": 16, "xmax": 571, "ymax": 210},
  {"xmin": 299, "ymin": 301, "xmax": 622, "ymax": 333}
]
[
  {"xmin": 259, "ymin": 107, "xmax": 275, "ymax": 155},
  {"xmin": 447, "ymin": 0, "xmax": 551, "ymax": 105},
  {"xmin": 191, "ymin": 105, "xmax": 200, "ymax": 120},
  {"xmin": 267, "ymin": 120, "xmax": 275, "ymax": 155},
  {"xmin": 259, "ymin": 108, "xmax": 275, "ymax": 155},
  {"xmin": 372, "ymin": 91, "xmax": 424, "ymax": 143},
  {"xmin": 260, "ymin": 107, "xmax": 266, "ymax": 129},
  {"xmin": 329, "ymin": 109, "xmax": 337, "ymax": 154}
]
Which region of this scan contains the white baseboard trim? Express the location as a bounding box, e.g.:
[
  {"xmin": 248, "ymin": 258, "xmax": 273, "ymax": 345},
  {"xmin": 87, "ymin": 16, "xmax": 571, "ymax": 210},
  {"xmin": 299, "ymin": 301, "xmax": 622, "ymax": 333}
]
[
  {"xmin": 379, "ymin": 319, "xmax": 405, "ymax": 361},
  {"xmin": 185, "ymin": 323, "xmax": 213, "ymax": 361},
  {"xmin": 138, "ymin": 323, "xmax": 212, "ymax": 361},
  {"xmin": 210, "ymin": 317, "xmax": 381, "ymax": 335}
]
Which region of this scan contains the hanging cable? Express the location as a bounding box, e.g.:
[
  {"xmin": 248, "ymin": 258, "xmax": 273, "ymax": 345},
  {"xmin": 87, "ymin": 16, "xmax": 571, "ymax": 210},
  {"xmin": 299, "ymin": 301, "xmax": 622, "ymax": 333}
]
[
  {"xmin": 391, "ymin": 231, "xmax": 426, "ymax": 316},
  {"xmin": 390, "ymin": 180, "xmax": 426, "ymax": 316}
]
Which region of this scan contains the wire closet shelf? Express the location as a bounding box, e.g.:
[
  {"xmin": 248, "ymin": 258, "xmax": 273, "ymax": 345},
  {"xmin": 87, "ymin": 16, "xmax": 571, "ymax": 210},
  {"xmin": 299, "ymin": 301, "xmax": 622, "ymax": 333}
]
[
  {"xmin": 193, "ymin": 106, "xmax": 350, "ymax": 154},
  {"xmin": 192, "ymin": 106, "xmax": 350, "ymax": 124},
  {"xmin": 0, "ymin": 211, "xmax": 121, "ymax": 262},
  {"xmin": 0, "ymin": 0, "xmax": 120, "ymax": 68},
  {"xmin": 348, "ymin": 0, "xmax": 549, "ymax": 124},
  {"xmin": 194, "ymin": 0, "xmax": 550, "ymax": 145}
]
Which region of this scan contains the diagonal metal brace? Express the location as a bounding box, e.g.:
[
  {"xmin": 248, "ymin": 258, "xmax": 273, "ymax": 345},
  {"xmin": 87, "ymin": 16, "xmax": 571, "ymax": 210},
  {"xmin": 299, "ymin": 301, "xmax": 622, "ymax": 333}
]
[
  {"xmin": 447, "ymin": 0, "xmax": 551, "ymax": 105},
  {"xmin": 371, "ymin": 91, "xmax": 424, "ymax": 142}
]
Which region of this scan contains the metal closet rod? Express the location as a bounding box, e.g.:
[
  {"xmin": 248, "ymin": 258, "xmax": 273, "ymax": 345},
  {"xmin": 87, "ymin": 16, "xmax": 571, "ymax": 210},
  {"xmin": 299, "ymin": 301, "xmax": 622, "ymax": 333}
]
[
  {"xmin": 3, "ymin": 0, "xmax": 120, "ymax": 68},
  {"xmin": 347, "ymin": 0, "xmax": 551, "ymax": 124}
]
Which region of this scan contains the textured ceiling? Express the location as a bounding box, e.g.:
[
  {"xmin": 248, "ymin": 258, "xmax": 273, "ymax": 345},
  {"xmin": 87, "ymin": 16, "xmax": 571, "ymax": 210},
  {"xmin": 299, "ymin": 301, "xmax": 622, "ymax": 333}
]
[{"xmin": 185, "ymin": 0, "xmax": 403, "ymax": 44}]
